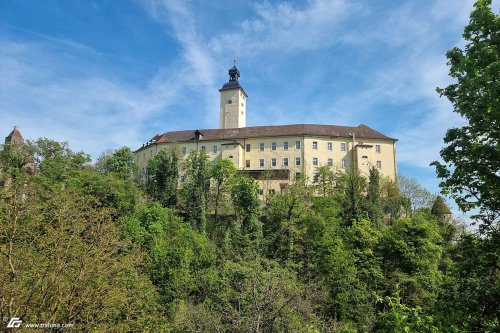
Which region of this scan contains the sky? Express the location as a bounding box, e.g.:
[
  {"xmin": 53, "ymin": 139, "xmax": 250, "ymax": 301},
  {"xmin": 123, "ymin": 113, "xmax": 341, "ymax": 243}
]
[{"xmin": 1, "ymin": 0, "xmax": 498, "ymax": 219}]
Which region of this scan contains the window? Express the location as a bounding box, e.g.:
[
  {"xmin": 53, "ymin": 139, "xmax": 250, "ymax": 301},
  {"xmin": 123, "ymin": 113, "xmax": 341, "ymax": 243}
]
[
  {"xmin": 312, "ymin": 141, "xmax": 318, "ymax": 150},
  {"xmin": 272, "ymin": 158, "xmax": 277, "ymax": 167},
  {"xmin": 246, "ymin": 160, "xmax": 250, "ymax": 168},
  {"xmin": 272, "ymin": 142, "xmax": 277, "ymax": 151},
  {"xmin": 269, "ymin": 189, "xmax": 276, "ymax": 195},
  {"xmin": 212, "ymin": 146, "xmax": 218, "ymax": 154},
  {"xmin": 376, "ymin": 161, "xmax": 382, "ymax": 169},
  {"xmin": 327, "ymin": 158, "xmax": 333, "ymax": 166},
  {"xmin": 376, "ymin": 145, "xmax": 381, "ymax": 153},
  {"xmin": 258, "ymin": 189, "xmax": 264, "ymax": 195},
  {"xmin": 313, "ymin": 157, "xmax": 318, "ymax": 166},
  {"xmin": 295, "ymin": 141, "xmax": 301, "ymax": 149},
  {"xmin": 295, "ymin": 157, "xmax": 301, "ymax": 166},
  {"xmin": 201, "ymin": 146, "xmax": 206, "ymax": 151},
  {"xmin": 182, "ymin": 147, "xmax": 187, "ymax": 155},
  {"xmin": 259, "ymin": 143, "xmax": 265, "ymax": 152},
  {"xmin": 283, "ymin": 141, "xmax": 289, "ymax": 150},
  {"xmin": 283, "ymin": 157, "xmax": 289, "ymax": 167},
  {"xmin": 246, "ymin": 144, "xmax": 251, "ymax": 152},
  {"xmin": 259, "ymin": 159, "xmax": 265, "ymax": 167},
  {"xmin": 341, "ymin": 159, "xmax": 347, "ymax": 168},
  {"xmin": 327, "ymin": 142, "xmax": 333, "ymax": 151},
  {"xmin": 341, "ymin": 142, "xmax": 347, "ymax": 151}
]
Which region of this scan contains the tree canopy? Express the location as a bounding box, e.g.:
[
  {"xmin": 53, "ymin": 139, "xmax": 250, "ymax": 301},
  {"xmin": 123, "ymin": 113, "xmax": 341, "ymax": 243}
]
[{"xmin": 431, "ymin": 0, "xmax": 500, "ymax": 232}]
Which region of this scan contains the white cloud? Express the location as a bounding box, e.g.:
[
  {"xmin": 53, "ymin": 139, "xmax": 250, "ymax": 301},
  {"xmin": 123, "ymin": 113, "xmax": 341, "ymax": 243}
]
[
  {"xmin": 209, "ymin": 0, "xmax": 354, "ymax": 56},
  {"xmin": 138, "ymin": 0, "xmax": 221, "ymax": 125},
  {"xmin": 0, "ymin": 40, "xmax": 185, "ymax": 158}
]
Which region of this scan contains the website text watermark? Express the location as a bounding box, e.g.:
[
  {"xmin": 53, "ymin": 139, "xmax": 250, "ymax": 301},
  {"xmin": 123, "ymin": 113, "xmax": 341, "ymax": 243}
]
[{"xmin": 4, "ymin": 317, "xmax": 74, "ymax": 329}]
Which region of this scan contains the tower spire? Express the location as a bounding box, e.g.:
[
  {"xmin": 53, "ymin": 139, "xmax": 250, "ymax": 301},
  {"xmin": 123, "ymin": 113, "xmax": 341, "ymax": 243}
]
[{"xmin": 219, "ymin": 61, "xmax": 247, "ymax": 129}]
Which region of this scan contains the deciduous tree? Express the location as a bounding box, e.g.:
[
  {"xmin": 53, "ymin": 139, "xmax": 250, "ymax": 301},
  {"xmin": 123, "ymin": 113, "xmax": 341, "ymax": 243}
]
[
  {"xmin": 147, "ymin": 147, "xmax": 180, "ymax": 207},
  {"xmin": 181, "ymin": 150, "xmax": 211, "ymax": 232},
  {"xmin": 431, "ymin": 0, "xmax": 500, "ymax": 232}
]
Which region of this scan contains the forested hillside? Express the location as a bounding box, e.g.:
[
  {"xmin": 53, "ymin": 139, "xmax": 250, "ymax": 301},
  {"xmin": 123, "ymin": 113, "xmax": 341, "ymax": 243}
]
[{"xmin": 0, "ymin": 138, "xmax": 497, "ymax": 332}]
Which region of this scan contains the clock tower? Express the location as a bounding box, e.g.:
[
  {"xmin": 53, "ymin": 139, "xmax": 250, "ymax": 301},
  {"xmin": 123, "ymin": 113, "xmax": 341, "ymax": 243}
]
[{"xmin": 219, "ymin": 63, "xmax": 247, "ymax": 129}]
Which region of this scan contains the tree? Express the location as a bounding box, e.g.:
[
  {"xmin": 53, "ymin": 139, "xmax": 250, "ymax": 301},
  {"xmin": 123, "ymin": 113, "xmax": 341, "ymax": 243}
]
[
  {"xmin": 431, "ymin": 0, "xmax": 500, "ymax": 232},
  {"xmin": 122, "ymin": 202, "xmax": 217, "ymax": 307},
  {"xmin": 398, "ymin": 175, "xmax": 435, "ymax": 216},
  {"xmin": 171, "ymin": 258, "xmax": 319, "ymax": 332},
  {"xmin": 313, "ymin": 165, "xmax": 335, "ymax": 196},
  {"xmin": 434, "ymin": 234, "xmax": 500, "ymax": 331},
  {"xmin": 335, "ymin": 168, "xmax": 367, "ymax": 225},
  {"xmin": 146, "ymin": 147, "xmax": 180, "ymax": 207},
  {"xmin": 29, "ymin": 138, "xmax": 91, "ymax": 187},
  {"xmin": 378, "ymin": 215, "xmax": 443, "ymax": 307},
  {"xmin": 230, "ymin": 175, "xmax": 261, "ymax": 249},
  {"xmin": 211, "ymin": 159, "xmax": 237, "ymax": 223},
  {"xmin": 366, "ymin": 167, "xmax": 384, "ymax": 225},
  {"xmin": 0, "ymin": 141, "xmax": 35, "ymax": 177},
  {"xmin": 96, "ymin": 146, "xmax": 137, "ymax": 179},
  {"xmin": 0, "ymin": 145, "xmax": 163, "ymax": 332},
  {"xmin": 380, "ymin": 177, "xmax": 403, "ymax": 224},
  {"xmin": 181, "ymin": 150, "xmax": 211, "ymax": 232}
]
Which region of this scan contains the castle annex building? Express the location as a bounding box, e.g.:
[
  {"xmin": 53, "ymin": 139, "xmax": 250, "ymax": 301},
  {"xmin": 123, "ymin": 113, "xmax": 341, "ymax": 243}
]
[{"xmin": 135, "ymin": 65, "xmax": 397, "ymax": 194}]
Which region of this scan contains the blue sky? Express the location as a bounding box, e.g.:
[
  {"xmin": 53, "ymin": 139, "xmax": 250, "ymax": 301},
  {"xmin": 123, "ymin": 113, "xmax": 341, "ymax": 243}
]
[{"xmin": 1, "ymin": 0, "xmax": 498, "ymax": 218}]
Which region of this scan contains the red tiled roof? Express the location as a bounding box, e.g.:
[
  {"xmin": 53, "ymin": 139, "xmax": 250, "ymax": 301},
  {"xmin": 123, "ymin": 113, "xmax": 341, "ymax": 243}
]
[{"xmin": 137, "ymin": 124, "xmax": 396, "ymax": 151}]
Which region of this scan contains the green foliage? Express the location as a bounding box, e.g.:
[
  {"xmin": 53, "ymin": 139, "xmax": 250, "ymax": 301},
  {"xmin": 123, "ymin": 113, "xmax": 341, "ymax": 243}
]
[
  {"xmin": 181, "ymin": 150, "xmax": 211, "ymax": 232},
  {"xmin": 0, "ymin": 148, "xmax": 163, "ymax": 332},
  {"xmin": 380, "ymin": 177, "xmax": 404, "ymax": 224},
  {"xmin": 378, "ymin": 215, "xmax": 443, "ymax": 307},
  {"xmin": 69, "ymin": 167, "xmax": 143, "ymax": 217},
  {"xmin": 0, "ymin": 141, "xmax": 35, "ymax": 176},
  {"xmin": 346, "ymin": 219, "xmax": 383, "ymax": 289},
  {"xmin": 30, "ymin": 138, "xmax": 91, "ymax": 187},
  {"xmin": 147, "ymin": 147, "xmax": 180, "ymax": 207},
  {"xmin": 431, "ymin": 0, "xmax": 500, "ymax": 231},
  {"xmin": 230, "ymin": 175, "xmax": 261, "ymax": 252},
  {"xmin": 2, "ymin": 134, "xmax": 496, "ymax": 332},
  {"xmin": 211, "ymin": 159, "xmax": 237, "ymax": 222},
  {"xmin": 366, "ymin": 167, "xmax": 384, "ymax": 225},
  {"xmin": 171, "ymin": 258, "xmax": 320, "ymax": 333},
  {"xmin": 123, "ymin": 202, "xmax": 217, "ymax": 308},
  {"xmin": 263, "ymin": 192, "xmax": 310, "ymax": 263},
  {"xmin": 313, "ymin": 165, "xmax": 335, "ymax": 196},
  {"xmin": 435, "ymin": 233, "xmax": 500, "ymax": 332},
  {"xmin": 398, "ymin": 175, "xmax": 435, "ymax": 216},
  {"xmin": 335, "ymin": 168, "xmax": 367, "ymax": 225},
  {"xmin": 376, "ymin": 294, "xmax": 447, "ymax": 333},
  {"xmin": 96, "ymin": 146, "xmax": 138, "ymax": 179}
]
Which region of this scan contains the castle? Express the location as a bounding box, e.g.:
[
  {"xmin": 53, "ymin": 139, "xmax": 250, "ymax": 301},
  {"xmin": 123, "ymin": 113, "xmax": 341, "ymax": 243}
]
[{"xmin": 135, "ymin": 65, "xmax": 397, "ymax": 195}]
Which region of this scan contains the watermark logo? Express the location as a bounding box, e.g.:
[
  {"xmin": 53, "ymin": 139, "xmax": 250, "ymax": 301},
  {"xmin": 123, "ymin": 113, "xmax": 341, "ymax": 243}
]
[{"xmin": 7, "ymin": 317, "xmax": 22, "ymax": 328}]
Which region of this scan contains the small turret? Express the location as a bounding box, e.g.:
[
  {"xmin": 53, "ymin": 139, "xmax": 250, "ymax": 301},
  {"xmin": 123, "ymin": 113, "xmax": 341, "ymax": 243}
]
[
  {"xmin": 5, "ymin": 126, "xmax": 24, "ymax": 145},
  {"xmin": 431, "ymin": 196, "xmax": 452, "ymax": 223}
]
